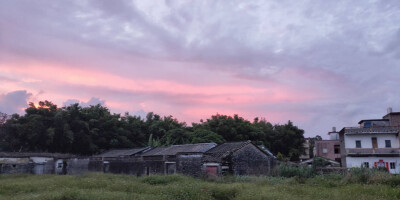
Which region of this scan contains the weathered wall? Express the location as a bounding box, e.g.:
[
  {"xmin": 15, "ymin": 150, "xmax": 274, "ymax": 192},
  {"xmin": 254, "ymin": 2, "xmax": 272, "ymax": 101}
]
[
  {"xmin": 108, "ymin": 160, "xmax": 145, "ymax": 176},
  {"xmin": 176, "ymin": 153, "xmax": 203, "ymax": 177},
  {"xmin": 67, "ymin": 158, "xmax": 89, "ymax": 175},
  {"xmin": 315, "ymin": 140, "xmax": 341, "ymax": 161},
  {"xmin": 0, "ymin": 163, "xmax": 33, "ymax": 174},
  {"xmin": 32, "ymin": 160, "xmax": 54, "ymax": 174},
  {"xmin": 88, "ymin": 160, "xmax": 104, "ymax": 172},
  {"xmin": 231, "ymin": 144, "xmax": 272, "ymax": 176}
]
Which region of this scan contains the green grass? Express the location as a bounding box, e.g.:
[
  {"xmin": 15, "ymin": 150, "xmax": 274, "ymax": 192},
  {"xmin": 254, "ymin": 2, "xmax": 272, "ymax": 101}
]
[{"xmin": 0, "ymin": 173, "xmax": 399, "ymax": 200}]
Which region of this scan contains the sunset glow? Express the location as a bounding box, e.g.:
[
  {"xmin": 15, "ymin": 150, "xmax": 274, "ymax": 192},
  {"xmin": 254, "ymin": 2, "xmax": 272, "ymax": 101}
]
[{"xmin": 1, "ymin": 0, "xmax": 400, "ymax": 137}]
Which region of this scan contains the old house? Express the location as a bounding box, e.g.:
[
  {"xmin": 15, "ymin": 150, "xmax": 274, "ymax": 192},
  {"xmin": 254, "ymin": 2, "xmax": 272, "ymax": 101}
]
[
  {"xmin": 340, "ymin": 108, "xmax": 400, "ymax": 174},
  {"xmin": 202, "ymin": 141, "xmax": 276, "ymax": 176},
  {"xmin": 315, "ymin": 127, "xmax": 341, "ymax": 164},
  {"xmin": 89, "ymin": 147, "xmax": 151, "ymax": 175},
  {"xmin": 0, "ymin": 152, "xmax": 73, "ymax": 174},
  {"xmin": 141, "ymin": 143, "xmax": 217, "ymax": 176}
]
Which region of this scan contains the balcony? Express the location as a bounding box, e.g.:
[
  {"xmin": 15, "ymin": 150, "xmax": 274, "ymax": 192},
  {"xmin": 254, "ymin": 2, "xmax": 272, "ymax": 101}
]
[
  {"xmin": 344, "ymin": 126, "xmax": 399, "ymax": 135},
  {"xmin": 346, "ymin": 148, "xmax": 400, "ymax": 156}
]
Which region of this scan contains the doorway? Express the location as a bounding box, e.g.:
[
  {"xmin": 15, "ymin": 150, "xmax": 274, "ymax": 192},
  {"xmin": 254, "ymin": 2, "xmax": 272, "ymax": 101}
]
[{"xmin": 372, "ymin": 137, "xmax": 377, "ymax": 148}]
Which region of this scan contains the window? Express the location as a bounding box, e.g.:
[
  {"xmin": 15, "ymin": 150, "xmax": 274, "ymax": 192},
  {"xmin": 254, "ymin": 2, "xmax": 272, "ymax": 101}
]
[
  {"xmin": 356, "ymin": 140, "xmax": 361, "ymax": 148},
  {"xmin": 364, "ymin": 121, "xmax": 371, "ymax": 128},
  {"xmin": 385, "ymin": 140, "xmax": 392, "ymax": 148},
  {"xmin": 390, "ymin": 162, "xmax": 396, "ymax": 169},
  {"xmin": 322, "ymin": 148, "xmax": 328, "ymax": 153},
  {"xmin": 363, "ymin": 162, "xmax": 369, "ymax": 168},
  {"xmin": 334, "ymin": 145, "xmax": 340, "ymax": 154}
]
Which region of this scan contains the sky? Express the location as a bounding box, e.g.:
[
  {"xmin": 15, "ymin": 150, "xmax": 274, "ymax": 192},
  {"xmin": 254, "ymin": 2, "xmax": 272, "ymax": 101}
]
[{"xmin": 1, "ymin": 0, "xmax": 400, "ymax": 138}]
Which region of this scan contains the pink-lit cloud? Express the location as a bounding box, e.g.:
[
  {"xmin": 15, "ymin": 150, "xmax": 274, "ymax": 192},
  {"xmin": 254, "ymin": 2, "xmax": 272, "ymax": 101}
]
[{"xmin": 1, "ymin": 0, "xmax": 400, "ymax": 137}]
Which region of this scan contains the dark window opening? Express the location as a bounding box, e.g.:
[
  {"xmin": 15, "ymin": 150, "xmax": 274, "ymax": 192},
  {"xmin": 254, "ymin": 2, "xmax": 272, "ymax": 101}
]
[
  {"xmin": 356, "ymin": 140, "xmax": 361, "ymax": 148},
  {"xmin": 334, "ymin": 145, "xmax": 340, "ymax": 154},
  {"xmin": 363, "ymin": 162, "xmax": 369, "ymax": 168},
  {"xmin": 364, "ymin": 122, "xmax": 371, "ymax": 128},
  {"xmin": 385, "ymin": 140, "xmax": 391, "ymax": 148},
  {"xmin": 12, "ymin": 164, "xmax": 16, "ymax": 168},
  {"xmin": 390, "ymin": 162, "xmax": 396, "ymax": 169}
]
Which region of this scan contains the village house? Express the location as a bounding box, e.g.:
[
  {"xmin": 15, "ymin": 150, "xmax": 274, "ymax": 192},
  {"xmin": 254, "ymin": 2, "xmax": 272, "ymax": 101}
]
[
  {"xmin": 0, "ymin": 152, "xmax": 87, "ymax": 175},
  {"xmin": 141, "ymin": 143, "xmax": 217, "ymax": 176},
  {"xmin": 315, "ymin": 127, "xmax": 341, "ymax": 164},
  {"xmin": 339, "ymin": 108, "xmax": 400, "ymax": 174},
  {"xmin": 202, "ymin": 141, "xmax": 276, "ymax": 176},
  {"xmin": 89, "ymin": 147, "xmax": 151, "ymax": 175}
]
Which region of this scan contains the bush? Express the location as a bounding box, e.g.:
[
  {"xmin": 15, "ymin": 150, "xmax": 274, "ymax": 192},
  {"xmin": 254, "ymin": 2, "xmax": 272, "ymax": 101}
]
[
  {"xmin": 278, "ymin": 164, "xmax": 314, "ymax": 178},
  {"xmin": 210, "ymin": 187, "xmax": 238, "ymax": 200},
  {"xmin": 344, "ymin": 168, "xmax": 391, "ymax": 184},
  {"xmin": 141, "ymin": 174, "xmax": 183, "ymax": 185}
]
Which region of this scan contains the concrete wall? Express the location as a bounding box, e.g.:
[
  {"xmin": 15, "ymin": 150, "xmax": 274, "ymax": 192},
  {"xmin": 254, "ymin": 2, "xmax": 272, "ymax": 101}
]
[
  {"xmin": 346, "ymin": 157, "xmax": 400, "ymax": 174},
  {"xmin": 345, "ymin": 134, "xmax": 399, "ymax": 149},
  {"xmin": 231, "ymin": 144, "xmax": 271, "ymax": 176}
]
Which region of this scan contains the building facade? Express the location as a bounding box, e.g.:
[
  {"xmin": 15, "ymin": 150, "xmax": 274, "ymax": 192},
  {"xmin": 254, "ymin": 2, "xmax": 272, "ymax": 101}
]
[
  {"xmin": 315, "ymin": 127, "xmax": 341, "ymax": 163},
  {"xmin": 340, "ymin": 108, "xmax": 400, "ymax": 174},
  {"xmin": 202, "ymin": 141, "xmax": 276, "ymax": 176}
]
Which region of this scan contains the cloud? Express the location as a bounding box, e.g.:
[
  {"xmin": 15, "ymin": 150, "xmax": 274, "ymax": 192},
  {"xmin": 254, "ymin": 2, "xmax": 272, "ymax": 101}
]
[
  {"xmin": 63, "ymin": 97, "xmax": 105, "ymax": 107},
  {"xmin": 1, "ymin": 0, "xmax": 400, "ymax": 137},
  {"xmin": 0, "ymin": 90, "xmax": 32, "ymax": 115}
]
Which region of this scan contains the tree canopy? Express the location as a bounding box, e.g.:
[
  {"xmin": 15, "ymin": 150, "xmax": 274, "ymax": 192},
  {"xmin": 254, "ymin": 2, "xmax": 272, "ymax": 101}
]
[{"xmin": 0, "ymin": 101, "xmax": 305, "ymax": 160}]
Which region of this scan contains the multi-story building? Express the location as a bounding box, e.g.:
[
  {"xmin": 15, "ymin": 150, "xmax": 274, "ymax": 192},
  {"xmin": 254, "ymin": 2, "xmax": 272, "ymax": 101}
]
[
  {"xmin": 315, "ymin": 127, "xmax": 341, "ymax": 163},
  {"xmin": 339, "ymin": 108, "xmax": 400, "ymax": 174}
]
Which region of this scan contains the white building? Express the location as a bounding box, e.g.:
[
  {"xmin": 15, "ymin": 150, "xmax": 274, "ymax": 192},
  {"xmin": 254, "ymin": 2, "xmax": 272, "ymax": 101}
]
[{"xmin": 339, "ymin": 108, "xmax": 400, "ymax": 174}]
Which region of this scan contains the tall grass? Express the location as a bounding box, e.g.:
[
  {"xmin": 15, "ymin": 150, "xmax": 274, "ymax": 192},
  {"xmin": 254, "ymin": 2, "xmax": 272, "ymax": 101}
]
[{"xmin": 1, "ymin": 173, "xmax": 400, "ymax": 200}]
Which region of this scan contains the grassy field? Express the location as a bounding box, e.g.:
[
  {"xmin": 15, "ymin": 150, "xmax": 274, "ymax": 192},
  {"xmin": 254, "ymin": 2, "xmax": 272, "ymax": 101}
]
[{"xmin": 0, "ymin": 173, "xmax": 399, "ymax": 200}]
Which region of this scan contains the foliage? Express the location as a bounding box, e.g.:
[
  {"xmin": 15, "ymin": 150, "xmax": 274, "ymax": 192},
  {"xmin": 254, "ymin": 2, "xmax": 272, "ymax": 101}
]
[
  {"xmin": 344, "ymin": 167, "xmax": 393, "ymax": 184},
  {"xmin": 278, "ymin": 164, "xmax": 314, "ymax": 178},
  {"xmin": 191, "ymin": 129, "xmax": 225, "ymax": 144},
  {"xmin": 0, "ymin": 101, "xmax": 305, "ymax": 158}
]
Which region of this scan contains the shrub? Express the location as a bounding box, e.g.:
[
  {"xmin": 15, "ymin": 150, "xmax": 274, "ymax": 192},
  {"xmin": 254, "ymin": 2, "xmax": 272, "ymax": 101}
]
[
  {"xmin": 278, "ymin": 164, "xmax": 314, "ymax": 178},
  {"xmin": 344, "ymin": 167, "xmax": 390, "ymax": 184},
  {"xmin": 210, "ymin": 187, "xmax": 238, "ymax": 200},
  {"xmin": 141, "ymin": 174, "xmax": 183, "ymax": 185}
]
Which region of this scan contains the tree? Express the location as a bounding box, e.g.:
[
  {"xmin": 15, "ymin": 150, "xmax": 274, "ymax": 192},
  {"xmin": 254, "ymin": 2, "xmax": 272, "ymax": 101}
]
[{"xmin": 191, "ymin": 129, "xmax": 225, "ymax": 144}]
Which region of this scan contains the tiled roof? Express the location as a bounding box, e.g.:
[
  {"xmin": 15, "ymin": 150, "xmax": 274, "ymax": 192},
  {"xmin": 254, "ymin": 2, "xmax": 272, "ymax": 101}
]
[
  {"xmin": 344, "ymin": 126, "xmax": 399, "ymax": 135},
  {"xmin": 141, "ymin": 143, "xmax": 217, "ymax": 156},
  {"xmin": 0, "ymin": 152, "xmax": 73, "ymax": 158},
  {"xmin": 93, "ymin": 147, "xmax": 151, "ymax": 158},
  {"xmin": 203, "ymin": 141, "xmax": 254, "ymax": 162}
]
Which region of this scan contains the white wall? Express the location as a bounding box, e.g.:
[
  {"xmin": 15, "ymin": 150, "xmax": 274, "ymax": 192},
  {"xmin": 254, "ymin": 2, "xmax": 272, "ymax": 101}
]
[
  {"xmin": 30, "ymin": 157, "xmax": 53, "ymax": 164},
  {"xmin": 346, "ymin": 157, "xmax": 400, "ymax": 174},
  {"xmin": 345, "ymin": 134, "xmax": 399, "ymax": 148}
]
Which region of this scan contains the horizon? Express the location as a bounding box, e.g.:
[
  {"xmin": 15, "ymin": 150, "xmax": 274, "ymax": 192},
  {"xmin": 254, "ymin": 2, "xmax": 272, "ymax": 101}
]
[{"xmin": 1, "ymin": 1, "xmax": 400, "ymax": 138}]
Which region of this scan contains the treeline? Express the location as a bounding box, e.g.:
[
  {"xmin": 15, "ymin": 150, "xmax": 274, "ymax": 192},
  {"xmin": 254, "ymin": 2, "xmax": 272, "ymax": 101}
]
[{"xmin": 0, "ymin": 101, "xmax": 305, "ymax": 160}]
